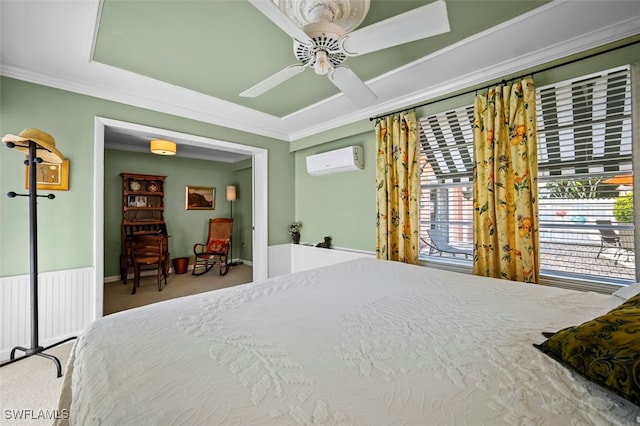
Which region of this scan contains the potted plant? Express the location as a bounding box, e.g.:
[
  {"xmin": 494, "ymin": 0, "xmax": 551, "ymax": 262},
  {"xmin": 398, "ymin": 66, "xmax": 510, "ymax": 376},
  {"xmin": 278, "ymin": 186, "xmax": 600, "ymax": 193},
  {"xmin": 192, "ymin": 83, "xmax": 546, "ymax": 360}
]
[
  {"xmin": 613, "ymin": 192, "xmax": 633, "ymax": 223},
  {"xmin": 289, "ymin": 222, "xmax": 302, "ymax": 244},
  {"xmin": 613, "ymin": 192, "xmax": 634, "ymax": 256}
]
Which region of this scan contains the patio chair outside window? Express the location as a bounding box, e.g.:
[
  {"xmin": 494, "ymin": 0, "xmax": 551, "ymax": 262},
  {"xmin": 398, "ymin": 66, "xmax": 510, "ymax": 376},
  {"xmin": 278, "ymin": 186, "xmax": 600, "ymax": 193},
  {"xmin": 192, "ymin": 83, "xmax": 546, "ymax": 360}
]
[
  {"xmin": 422, "ymin": 228, "xmax": 473, "ymax": 258},
  {"xmin": 617, "ymin": 227, "xmax": 635, "ymax": 265},
  {"xmin": 595, "ymin": 219, "xmax": 622, "ymax": 260}
]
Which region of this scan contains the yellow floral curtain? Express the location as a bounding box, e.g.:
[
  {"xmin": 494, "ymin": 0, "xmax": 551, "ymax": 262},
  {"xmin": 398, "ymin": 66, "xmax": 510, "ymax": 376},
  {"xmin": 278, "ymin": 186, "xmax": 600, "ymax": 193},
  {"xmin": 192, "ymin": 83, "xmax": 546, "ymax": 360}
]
[
  {"xmin": 375, "ymin": 111, "xmax": 420, "ymax": 264},
  {"xmin": 472, "ymin": 78, "xmax": 539, "ymax": 283}
]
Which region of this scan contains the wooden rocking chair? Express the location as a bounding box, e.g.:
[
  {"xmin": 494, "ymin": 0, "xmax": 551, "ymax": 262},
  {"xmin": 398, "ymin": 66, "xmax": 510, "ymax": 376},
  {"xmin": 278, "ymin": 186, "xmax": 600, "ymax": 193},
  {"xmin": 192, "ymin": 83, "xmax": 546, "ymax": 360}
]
[{"xmin": 192, "ymin": 218, "xmax": 233, "ymax": 276}]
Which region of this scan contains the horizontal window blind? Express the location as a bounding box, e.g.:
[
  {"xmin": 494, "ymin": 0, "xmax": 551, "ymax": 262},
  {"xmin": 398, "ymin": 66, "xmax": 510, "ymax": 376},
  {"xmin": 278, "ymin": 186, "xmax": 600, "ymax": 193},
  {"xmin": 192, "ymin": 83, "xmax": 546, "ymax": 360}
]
[
  {"xmin": 419, "ymin": 106, "xmax": 474, "ymax": 183},
  {"xmin": 418, "ymin": 65, "xmax": 635, "ymax": 287},
  {"xmin": 537, "ymin": 66, "xmax": 632, "ymax": 176}
]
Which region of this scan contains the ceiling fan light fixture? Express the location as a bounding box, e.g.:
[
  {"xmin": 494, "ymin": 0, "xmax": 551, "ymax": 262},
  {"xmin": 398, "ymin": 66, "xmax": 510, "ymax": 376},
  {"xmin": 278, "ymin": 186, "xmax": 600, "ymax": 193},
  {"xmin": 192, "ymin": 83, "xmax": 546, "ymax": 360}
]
[
  {"xmin": 275, "ymin": 0, "xmax": 370, "ymax": 33},
  {"xmin": 244, "ymin": 0, "xmax": 450, "ymax": 107},
  {"xmin": 150, "ymin": 139, "xmax": 176, "ymax": 156},
  {"xmin": 314, "ymin": 50, "xmax": 331, "ymax": 75}
]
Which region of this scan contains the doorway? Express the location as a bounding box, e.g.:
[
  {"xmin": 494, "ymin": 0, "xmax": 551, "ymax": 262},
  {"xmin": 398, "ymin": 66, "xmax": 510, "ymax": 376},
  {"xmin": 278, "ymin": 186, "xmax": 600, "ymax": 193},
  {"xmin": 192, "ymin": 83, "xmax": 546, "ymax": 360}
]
[{"xmin": 93, "ymin": 117, "xmax": 268, "ymax": 318}]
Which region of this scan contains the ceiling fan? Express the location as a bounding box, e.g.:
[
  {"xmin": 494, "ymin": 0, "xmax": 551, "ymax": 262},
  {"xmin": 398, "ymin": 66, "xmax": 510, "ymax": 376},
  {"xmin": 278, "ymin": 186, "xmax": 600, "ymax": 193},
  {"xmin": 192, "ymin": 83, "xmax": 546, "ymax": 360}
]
[{"xmin": 240, "ymin": 0, "xmax": 451, "ymax": 107}]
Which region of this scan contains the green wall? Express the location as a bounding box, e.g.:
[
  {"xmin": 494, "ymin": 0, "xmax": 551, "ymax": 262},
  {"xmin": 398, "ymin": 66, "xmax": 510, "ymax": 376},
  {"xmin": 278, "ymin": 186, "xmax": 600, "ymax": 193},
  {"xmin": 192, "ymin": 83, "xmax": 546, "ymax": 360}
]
[
  {"xmin": 2, "ymin": 40, "xmax": 638, "ymax": 277},
  {"xmin": 233, "ymin": 160, "xmax": 254, "ymax": 263},
  {"xmin": 103, "ymin": 150, "xmax": 253, "ymax": 277},
  {"xmin": 291, "ymin": 40, "xmax": 640, "ymax": 254},
  {"xmin": 0, "ymin": 77, "xmax": 293, "ymax": 278},
  {"xmin": 294, "ymin": 133, "xmax": 376, "ymax": 251}
]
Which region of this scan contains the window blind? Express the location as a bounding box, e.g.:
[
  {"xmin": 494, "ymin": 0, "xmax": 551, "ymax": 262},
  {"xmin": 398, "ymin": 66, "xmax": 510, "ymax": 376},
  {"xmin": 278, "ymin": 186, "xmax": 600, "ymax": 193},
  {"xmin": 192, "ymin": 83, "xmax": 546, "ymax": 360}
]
[{"xmin": 417, "ymin": 65, "xmax": 635, "ymax": 286}]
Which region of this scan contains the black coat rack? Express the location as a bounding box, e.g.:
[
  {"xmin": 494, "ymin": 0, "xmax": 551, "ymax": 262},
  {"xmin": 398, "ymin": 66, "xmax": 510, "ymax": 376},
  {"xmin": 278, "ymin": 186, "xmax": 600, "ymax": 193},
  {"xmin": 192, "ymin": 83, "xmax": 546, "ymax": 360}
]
[{"xmin": 0, "ymin": 140, "xmax": 76, "ymax": 377}]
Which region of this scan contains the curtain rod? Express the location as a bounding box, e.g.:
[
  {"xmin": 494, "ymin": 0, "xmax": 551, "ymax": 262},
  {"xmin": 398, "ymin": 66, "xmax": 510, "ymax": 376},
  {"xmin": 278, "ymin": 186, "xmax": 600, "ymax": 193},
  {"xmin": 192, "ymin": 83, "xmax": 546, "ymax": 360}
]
[{"xmin": 369, "ymin": 38, "xmax": 640, "ymax": 122}]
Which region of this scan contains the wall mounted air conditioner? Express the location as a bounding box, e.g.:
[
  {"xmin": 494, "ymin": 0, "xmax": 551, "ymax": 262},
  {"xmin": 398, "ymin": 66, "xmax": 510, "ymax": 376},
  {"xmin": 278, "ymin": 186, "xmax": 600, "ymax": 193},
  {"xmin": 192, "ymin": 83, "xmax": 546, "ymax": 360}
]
[{"xmin": 306, "ymin": 146, "xmax": 364, "ymax": 176}]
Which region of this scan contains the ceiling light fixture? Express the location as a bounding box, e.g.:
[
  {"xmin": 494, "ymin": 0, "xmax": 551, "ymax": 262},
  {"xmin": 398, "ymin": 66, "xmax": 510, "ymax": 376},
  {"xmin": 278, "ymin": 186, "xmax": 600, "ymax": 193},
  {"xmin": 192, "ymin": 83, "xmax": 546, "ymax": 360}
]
[
  {"xmin": 313, "ymin": 50, "xmax": 331, "ymax": 75},
  {"xmin": 150, "ymin": 139, "xmax": 176, "ymax": 155}
]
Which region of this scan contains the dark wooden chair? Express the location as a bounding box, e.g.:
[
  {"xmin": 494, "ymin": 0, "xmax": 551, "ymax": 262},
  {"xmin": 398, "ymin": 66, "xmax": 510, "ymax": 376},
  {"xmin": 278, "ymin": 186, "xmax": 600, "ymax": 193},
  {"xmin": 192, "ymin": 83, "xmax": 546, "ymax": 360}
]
[
  {"xmin": 131, "ymin": 235, "xmax": 169, "ymax": 294},
  {"xmin": 192, "ymin": 218, "xmax": 233, "ymax": 276}
]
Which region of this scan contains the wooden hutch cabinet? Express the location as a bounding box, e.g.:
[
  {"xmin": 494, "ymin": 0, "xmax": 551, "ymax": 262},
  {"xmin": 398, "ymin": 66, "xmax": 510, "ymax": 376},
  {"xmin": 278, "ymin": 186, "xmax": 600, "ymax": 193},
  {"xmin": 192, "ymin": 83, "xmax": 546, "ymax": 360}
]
[{"xmin": 120, "ymin": 173, "xmax": 169, "ymax": 281}]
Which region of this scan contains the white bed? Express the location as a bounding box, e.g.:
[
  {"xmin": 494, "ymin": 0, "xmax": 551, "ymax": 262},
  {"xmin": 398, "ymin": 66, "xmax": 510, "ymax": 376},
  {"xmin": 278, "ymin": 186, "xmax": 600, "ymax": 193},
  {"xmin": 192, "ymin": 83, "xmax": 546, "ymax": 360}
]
[{"xmin": 58, "ymin": 258, "xmax": 639, "ymax": 425}]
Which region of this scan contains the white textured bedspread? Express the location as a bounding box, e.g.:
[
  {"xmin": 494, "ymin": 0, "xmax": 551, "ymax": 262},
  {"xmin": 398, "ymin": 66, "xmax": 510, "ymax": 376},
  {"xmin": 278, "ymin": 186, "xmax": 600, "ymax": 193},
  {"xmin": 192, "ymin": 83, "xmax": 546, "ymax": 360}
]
[{"xmin": 59, "ymin": 258, "xmax": 639, "ymax": 425}]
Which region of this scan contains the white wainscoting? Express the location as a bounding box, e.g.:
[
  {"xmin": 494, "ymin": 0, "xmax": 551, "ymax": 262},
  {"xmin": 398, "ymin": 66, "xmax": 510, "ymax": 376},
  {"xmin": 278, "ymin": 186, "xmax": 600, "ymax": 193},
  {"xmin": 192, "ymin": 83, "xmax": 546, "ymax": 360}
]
[
  {"xmin": 268, "ymin": 244, "xmax": 293, "ymax": 278},
  {"xmin": 0, "ymin": 267, "xmax": 95, "ymax": 360},
  {"xmin": 268, "ymin": 244, "xmax": 375, "ymax": 277}
]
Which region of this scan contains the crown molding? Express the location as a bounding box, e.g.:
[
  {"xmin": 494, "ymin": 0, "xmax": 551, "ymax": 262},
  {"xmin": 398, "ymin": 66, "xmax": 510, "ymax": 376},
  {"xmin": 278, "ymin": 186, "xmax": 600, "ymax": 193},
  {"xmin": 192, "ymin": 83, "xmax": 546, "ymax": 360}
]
[
  {"xmin": 286, "ymin": 1, "xmax": 640, "ymax": 141},
  {"xmin": 0, "ymin": 62, "xmax": 293, "ymax": 143},
  {"xmin": 2, "ymin": 0, "xmax": 638, "ymax": 144}
]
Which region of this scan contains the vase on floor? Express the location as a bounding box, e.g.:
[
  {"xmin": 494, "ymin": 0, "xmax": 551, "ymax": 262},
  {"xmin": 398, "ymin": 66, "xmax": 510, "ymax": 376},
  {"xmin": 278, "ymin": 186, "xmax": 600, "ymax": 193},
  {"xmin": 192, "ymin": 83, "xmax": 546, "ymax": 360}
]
[{"xmin": 172, "ymin": 257, "xmax": 189, "ymax": 274}]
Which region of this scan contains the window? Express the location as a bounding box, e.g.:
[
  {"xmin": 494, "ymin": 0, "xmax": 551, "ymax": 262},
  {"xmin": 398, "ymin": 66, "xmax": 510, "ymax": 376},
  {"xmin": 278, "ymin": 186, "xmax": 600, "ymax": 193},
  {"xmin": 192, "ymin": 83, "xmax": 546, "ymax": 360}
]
[
  {"xmin": 418, "ymin": 106, "xmax": 475, "ymax": 263},
  {"xmin": 418, "ymin": 65, "xmax": 635, "ymax": 286}
]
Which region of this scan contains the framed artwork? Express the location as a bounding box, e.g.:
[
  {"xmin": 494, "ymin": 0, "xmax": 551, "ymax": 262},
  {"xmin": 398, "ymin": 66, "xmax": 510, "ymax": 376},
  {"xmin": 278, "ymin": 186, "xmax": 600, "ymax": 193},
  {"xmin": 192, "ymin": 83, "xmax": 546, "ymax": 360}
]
[
  {"xmin": 134, "ymin": 196, "xmax": 147, "ymax": 207},
  {"xmin": 186, "ymin": 185, "xmax": 215, "ymax": 210},
  {"xmin": 25, "ymin": 159, "xmax": 70, "ymax": 191}
]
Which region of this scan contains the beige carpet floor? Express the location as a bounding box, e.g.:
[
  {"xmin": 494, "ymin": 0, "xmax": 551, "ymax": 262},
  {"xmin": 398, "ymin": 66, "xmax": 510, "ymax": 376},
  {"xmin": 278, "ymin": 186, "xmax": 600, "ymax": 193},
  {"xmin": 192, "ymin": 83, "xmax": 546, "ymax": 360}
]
[
  {"xmin": 0, "ymin": 342, "xmax": 74, "ymax": 426},
  {"xmin": 0, "ymin": 264, "xmax": 253, "ymax": 425},
  {"xmin": 104, "ymin": 263, "xmax": 253, "ymax": 315}
]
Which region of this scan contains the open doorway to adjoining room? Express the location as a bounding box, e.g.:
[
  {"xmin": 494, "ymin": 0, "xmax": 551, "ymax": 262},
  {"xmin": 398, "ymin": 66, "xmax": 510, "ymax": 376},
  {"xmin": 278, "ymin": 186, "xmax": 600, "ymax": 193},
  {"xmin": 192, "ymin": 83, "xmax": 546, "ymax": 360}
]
[{"xmin": 93, "ymin": 117, "xmax": 268, "ymax": 318}]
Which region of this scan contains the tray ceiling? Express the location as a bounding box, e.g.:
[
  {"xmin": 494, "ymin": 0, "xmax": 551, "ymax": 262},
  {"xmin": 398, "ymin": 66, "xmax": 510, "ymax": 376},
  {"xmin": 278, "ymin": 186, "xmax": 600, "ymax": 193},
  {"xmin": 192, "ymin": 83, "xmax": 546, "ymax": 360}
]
[{"xmin": 1, "ymin": 0, "xmax": 639, "ymax": 148}]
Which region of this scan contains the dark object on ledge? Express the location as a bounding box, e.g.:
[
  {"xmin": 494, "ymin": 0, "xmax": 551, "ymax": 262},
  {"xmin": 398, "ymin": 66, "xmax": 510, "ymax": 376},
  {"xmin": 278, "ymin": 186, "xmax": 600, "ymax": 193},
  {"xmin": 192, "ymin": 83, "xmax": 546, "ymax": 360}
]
[
  {"xmin": 291, "ymin": 231, "xmax": 301, "ymax": 244},
  {"xmin": 316, "ymin": 236, "xmax": 332, "ymax": 249}
]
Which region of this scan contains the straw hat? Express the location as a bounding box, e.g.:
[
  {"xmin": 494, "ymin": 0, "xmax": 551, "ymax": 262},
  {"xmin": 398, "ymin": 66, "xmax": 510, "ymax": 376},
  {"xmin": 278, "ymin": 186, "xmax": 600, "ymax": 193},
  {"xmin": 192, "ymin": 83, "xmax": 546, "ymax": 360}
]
[{"xmin": 2, "ymin": 128, "xmax": 64, "ymax": 163}]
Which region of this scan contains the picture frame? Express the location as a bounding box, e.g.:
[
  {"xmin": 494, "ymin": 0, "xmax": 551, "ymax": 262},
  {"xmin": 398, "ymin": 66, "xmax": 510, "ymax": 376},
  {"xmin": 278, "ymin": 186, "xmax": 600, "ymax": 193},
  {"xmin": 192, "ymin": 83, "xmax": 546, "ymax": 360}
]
[
  {"xmin": 134, "ymin": 195, "xmax": 147, "ymax": 207},
  {"xmin": 25, "ymin": 159, "xmax": 70, "ymax": 191},
  {"xmin": 186, "ymin": 185, "xmax": 215, "ymax": 210}
]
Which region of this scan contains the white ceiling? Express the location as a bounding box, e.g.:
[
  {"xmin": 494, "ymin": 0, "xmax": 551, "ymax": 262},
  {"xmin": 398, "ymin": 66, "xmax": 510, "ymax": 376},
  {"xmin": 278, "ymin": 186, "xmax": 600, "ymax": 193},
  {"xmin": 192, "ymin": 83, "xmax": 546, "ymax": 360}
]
[
  {"xmin": 1, "ymin": 0, "xmax": 639, "ymax": 162},
  {"xmin": 103, "ymin": 126, "xmax": 251, "ymax": 163}
]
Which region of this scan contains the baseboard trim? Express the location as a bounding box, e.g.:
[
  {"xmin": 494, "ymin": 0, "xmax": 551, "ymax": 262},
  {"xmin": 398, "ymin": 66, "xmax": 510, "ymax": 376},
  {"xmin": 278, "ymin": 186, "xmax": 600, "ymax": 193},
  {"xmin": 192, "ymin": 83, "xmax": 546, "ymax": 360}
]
[{"xmin": 104, "ymin": 258, "xmax": 252, "ymax": 283}]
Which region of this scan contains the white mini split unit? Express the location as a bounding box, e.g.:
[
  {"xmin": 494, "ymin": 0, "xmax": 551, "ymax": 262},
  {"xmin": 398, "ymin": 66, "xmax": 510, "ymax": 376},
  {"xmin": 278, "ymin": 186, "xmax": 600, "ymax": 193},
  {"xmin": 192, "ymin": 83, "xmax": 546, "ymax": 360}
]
[{"xmin": 306, "ymin": 146, "xmax": 364, "ymax": 176}]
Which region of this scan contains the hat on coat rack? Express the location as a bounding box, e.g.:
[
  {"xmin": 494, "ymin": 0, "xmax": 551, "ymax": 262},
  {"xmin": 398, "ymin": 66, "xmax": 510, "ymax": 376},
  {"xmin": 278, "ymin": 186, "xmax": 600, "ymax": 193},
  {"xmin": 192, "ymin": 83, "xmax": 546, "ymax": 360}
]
[{"xmin": 2, "ymin": 128, "xmax": 64, "ymax": 163}]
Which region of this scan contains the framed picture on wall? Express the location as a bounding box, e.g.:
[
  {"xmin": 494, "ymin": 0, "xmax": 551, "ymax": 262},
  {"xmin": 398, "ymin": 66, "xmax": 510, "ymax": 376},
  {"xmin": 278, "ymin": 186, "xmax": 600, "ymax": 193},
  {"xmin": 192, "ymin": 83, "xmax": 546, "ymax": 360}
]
[
  {"xmin": 134, "ymin": 196, "xmax": 147, "ymax": 207},
  {"xmin": 186, "ymin": 185, "xmax": 215, "ymax": 210},
  {"xmin": 25, "ymin": 159, "xmax": 70, "ymax": 191}
]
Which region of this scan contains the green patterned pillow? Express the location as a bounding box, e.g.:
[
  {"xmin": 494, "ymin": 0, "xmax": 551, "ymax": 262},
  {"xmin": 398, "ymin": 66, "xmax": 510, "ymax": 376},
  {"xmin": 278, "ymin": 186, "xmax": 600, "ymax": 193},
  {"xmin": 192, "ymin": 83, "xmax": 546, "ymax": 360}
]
[{"xmin": 534, "ymin": 294, "xmax": 640, "ymax": 406}]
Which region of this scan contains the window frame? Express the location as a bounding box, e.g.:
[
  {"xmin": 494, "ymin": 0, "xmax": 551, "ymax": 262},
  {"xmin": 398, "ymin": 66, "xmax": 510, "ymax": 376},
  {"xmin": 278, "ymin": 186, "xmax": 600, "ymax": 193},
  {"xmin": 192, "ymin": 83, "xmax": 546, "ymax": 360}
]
[{"xmin": 417, "ymin": 64, "xmax": 637, "ymax": 291}]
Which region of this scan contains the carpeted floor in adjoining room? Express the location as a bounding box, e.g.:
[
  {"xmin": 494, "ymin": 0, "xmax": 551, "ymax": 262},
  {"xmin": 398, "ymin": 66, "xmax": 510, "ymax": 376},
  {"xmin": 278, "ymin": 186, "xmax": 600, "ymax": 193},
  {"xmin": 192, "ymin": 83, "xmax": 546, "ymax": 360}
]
[{"xmin": 104, "ymin": 263, "xmax": 253, "ymax": 315}]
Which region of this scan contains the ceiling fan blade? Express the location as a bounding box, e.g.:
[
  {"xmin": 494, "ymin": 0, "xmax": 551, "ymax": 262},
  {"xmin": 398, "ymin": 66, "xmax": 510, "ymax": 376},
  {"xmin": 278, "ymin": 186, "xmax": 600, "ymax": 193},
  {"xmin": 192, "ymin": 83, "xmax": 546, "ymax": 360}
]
[
  {"xmin": 328, "ymin": 66, "xmax": 378, "ymax": 107},
  {"xmin": 247, "ymin": 0, "xmax": 314, "ymax": 46},
  {"xmin": 340, "ymin": 0, "xmax": 450, "ymax": 56},
  {"xmin": 240, "ymin": 64, "xmax": 306, "ymax": 97}
]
